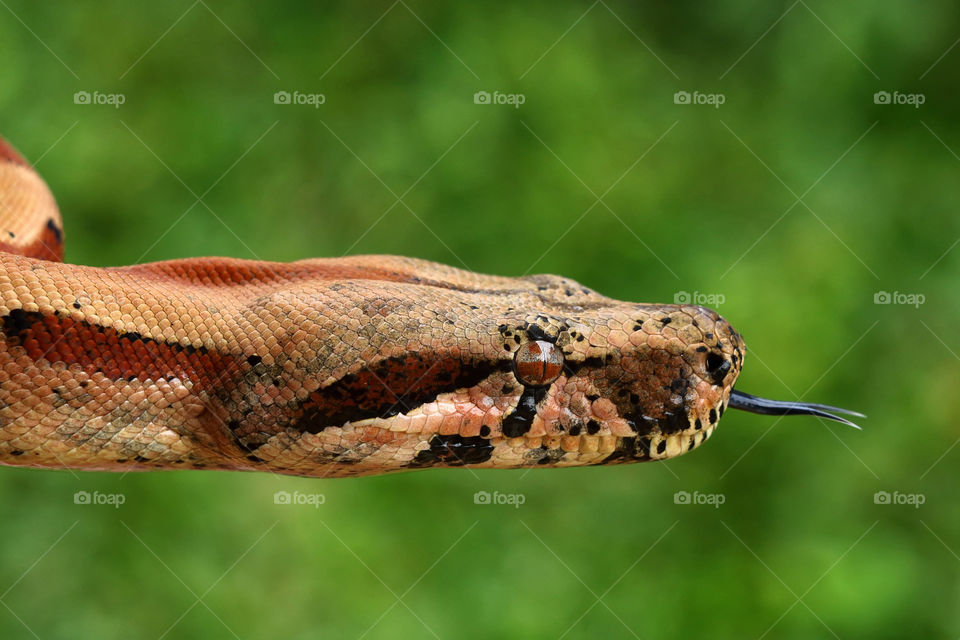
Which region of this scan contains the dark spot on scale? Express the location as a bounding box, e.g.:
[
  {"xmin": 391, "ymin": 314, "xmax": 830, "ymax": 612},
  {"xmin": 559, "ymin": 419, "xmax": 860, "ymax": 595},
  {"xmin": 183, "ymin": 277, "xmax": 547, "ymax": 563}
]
[
  {"xmin": 45, "ymin": 219, "xmax": 62, "ymax": 243},
  {"xmin": 410, "ymin": 434, "xmax": 494, "ymax": 467},
  {"xmin": 10, "ymin": 450, "xmax": 23, "ymax": 456},
  {"xmin": 705, "ymin": 352, "xmax": 731, "ymax": 385},
  {"xmin": 705, "ymin": 333, "xmax": 714, "ymax": 340},
  {"xmin": 659, "ymin": 410, "xmax": 690, "ymax": 434},
  {"xmin": 526, "ymin": 324, "xmax": 552, "ymax": 342},
  {"xmin": 569, "ymin": 425, "xmax": 582, "ymax": 436},
  {"xmin": 603, "ymin": 436, "xmax": 639, "ymax": 463},
  {"xmin": 660, "ymin": 317, "xmax": 672, "ymax": 325},
  {"xmin": 80, "ymin": 380, "xmax": 88, "ymax": 388},
  {"xmin": 636, "ymin": 437, "xmax": 652, "ymax": 457},
  {"xmin": 586, "ymin": 419, "xmax": 601, "ymax": 435},
  {"xmin": 657, "ymin": 440, "xmax": 667, "ymax": 454},
  {"xmin": 719, "ymin": 404, "xmax": 725, "ymax": 418},
  {"xmin": 6, "ymin": 231, "xmax": 14, "ymax": 238},
  {"xmin": 633, "ymin": 324, "xmax": 643, "ymax": 331},
  {"xmin": 133, "ymin": 455, "xmax": 149, "ymax": 463},
  {"xmin": 498, "ymin": 324, "xmax": 508, "ymax": 334},
  {"xmin": 630, "ymin": 393, "xmax": 640, "ymax": 405},
  {"xmin": 1, "ymin": 308, "xmax": 34, "ymax": 337},
  {"xmin": 585, "ymin": 393, "xmax": 599, "ymax": 401},
  {"xmin": 501, "ymin": 383, "xmax": 515, "ymax": 394},
  {"xmin": 709, "ymin": 408, "xmax": 718, "ymax": 424},
  {"xmin": 246, "ymin": 455, "xmax": 265, "ymax": 463},
  {"xmin": 72, "ymin": 302, "xmax": 81, "ymax": 309},
  {"xmin": 479, "ymin": 425, "xmax": 491, "ymax": 437},
  {"xmin": 502, "ymin": 387, "xmax": 546, "ymax": 437},
  {"xmin": 247, "ymin": 355, "xmax": 262, "ymax": 366},
  {"xmin": 695, "ymin": 418, "xmax": 702, "ymax": 430},
  {"xmin": 696, "ymin": 346, "xmax": 708, "ymax": 353}
]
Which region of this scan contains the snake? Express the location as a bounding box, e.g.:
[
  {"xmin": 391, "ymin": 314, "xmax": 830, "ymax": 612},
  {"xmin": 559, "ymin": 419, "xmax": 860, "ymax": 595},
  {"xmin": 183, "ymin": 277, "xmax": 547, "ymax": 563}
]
[{"xmin": 0, "ymin": 134, "xmax": 862, "ymax": 478}]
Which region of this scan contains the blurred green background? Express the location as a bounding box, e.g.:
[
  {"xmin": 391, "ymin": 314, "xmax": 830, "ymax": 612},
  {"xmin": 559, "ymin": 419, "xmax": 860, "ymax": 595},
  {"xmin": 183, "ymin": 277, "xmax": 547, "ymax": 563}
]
[{"xmin": 1, "ymin": 2, "xmax": 958, "ymax": 638}]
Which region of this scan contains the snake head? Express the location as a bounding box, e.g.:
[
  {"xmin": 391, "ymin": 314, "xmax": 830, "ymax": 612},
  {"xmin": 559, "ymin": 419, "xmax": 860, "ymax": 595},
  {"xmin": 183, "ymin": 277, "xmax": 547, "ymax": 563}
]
[
  {"xmin": 481, "ymin": 275, "xmax": 861, "ymax": 468},
  {"xmin": 488, "ymin": 298, "xmax": 747, "ymax": 465}
]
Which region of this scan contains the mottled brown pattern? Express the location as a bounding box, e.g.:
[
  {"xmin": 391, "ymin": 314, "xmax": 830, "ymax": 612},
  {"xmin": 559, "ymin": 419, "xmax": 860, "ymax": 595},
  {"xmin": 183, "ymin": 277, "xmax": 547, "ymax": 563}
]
[{"xmin": 0, "ymin": 133, "xmax": 753, "ymax": 478}]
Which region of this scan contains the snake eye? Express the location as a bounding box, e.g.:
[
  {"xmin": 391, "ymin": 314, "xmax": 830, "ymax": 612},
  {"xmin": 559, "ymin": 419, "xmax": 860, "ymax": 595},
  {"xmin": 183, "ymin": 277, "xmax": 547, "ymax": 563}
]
[{"xmin": 513, "ymin": 340, "xmax": 564, "ymax": 387}]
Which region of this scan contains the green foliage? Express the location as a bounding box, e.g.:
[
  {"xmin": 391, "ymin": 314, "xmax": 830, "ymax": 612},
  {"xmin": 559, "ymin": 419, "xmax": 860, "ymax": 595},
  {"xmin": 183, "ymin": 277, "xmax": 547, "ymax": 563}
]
[{"xmin": 0, "ymin": 2, "xmax": 957, "ymax": 637}]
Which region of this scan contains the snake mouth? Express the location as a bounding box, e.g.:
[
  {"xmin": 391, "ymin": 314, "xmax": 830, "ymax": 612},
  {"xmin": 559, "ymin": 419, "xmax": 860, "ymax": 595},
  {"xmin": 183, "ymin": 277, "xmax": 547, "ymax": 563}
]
[{"xmin": 728, "ymin": 389, "xmax": 865, "ymax": 429}]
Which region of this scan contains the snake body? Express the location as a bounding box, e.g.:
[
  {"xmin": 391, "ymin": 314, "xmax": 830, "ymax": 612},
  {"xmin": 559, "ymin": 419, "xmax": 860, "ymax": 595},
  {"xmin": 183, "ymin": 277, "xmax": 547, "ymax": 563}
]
[{"xmin": 0, "ymin": 135, "xmax": 861, "ymax": 478}]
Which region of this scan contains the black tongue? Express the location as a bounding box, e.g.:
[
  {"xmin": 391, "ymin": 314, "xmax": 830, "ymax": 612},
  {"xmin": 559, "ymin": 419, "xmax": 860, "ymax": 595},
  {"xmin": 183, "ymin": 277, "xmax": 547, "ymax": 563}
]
[{"xmin": 728, "ymin": 390, "xmax": 864, "ymax": 429}]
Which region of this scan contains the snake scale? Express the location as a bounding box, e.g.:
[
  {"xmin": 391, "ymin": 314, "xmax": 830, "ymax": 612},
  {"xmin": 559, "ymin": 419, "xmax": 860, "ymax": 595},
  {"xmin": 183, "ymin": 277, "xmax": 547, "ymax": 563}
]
[{"xmin": 0, "ymin": 135, "xmax": 862, "ymax": 478}]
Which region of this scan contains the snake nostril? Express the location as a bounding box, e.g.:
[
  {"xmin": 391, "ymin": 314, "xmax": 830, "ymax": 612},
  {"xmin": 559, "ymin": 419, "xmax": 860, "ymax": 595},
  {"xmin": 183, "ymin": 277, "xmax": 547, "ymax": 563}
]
[{"xmin": 705, "ymin": 352, "xmax": 731, "ymax": 385}]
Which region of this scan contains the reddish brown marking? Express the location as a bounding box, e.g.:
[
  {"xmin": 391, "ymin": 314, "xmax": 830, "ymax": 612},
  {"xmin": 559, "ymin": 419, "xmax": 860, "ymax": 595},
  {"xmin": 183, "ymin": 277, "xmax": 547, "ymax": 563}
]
[
  {"xmin": 0, "ymin": 221, "xmax": 63, "ymax": 262},
  {"xmin": 3, "ymin": 311, "xmax": 241, "ymax": 388},
  {"xmin": 0, "ymin": 137, "xmax": 27, "ymax": 166},
  {"xmin": 122, "ymin": 258, "xmax": 430, "ymax": 288}
]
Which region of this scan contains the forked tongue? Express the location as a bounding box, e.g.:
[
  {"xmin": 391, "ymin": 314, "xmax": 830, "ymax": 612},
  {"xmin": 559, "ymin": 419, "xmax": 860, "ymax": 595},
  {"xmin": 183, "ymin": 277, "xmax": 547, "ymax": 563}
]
[{"xmin": 728, "ymin": 389, "xmax": 864, "ymax": 429}]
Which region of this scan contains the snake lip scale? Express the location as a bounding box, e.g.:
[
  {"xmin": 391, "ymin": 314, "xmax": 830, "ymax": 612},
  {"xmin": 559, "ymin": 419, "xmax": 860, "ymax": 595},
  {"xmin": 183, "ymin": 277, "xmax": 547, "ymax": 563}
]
[{"xmin": 0, "ymin": 134, "xmax": 862, "ymax": 478}]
